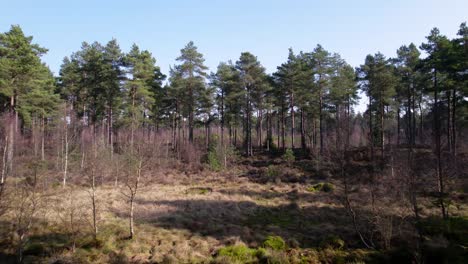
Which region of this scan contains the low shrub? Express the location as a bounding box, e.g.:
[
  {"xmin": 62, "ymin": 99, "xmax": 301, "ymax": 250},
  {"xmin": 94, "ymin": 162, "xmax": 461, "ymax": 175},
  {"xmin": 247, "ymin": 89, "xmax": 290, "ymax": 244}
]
[
  {"xmin": 307, "ymin": 182, "xmax": 335, "ymax": 193},
  {"xmin": 320, "ymin": 235, "xmax": 345, "ymax": 250},
  {"xmin": 263, "ymin": 235, "xmax": 287, "ymax": 251},
  {"xmin": 266, "ymin": 165, "xmax": 280, "ymax": 178},
  {"xmin": 207, "ymin": 150, "xmax": 222, "ymax": 171},
  {"xmin": 217, "ymin": 244, "xmax": 258, "ymax": 263},
  {"xmin": 262, "ymin": 250, "xmax": 290, "ymax": 264},
  {"xmin": 283, "ymin": 148, "xmax": 295, "ymax": 165}
]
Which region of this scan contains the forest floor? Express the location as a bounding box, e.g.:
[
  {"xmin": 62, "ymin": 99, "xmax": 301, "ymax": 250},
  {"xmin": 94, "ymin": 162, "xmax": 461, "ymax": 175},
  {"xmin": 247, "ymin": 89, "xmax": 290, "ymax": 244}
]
[{"xmin": 0, "ymin": 147, "xmax": 467, "ymax": 263}]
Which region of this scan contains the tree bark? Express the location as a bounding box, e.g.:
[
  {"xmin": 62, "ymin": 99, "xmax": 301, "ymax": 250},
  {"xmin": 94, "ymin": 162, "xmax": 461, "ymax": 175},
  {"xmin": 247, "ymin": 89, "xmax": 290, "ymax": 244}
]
[
  {"xmin": 290, "ymin": 92, "xmax": 295, "ymax": 149},
  {"xmin": 63, "ymin": 112, "xmax": 69, "ymax": 187},
  {"xmin": 300, "ymin": 108, "xmax": 306, "ymax": 151},
  {"xmin": 41, "ymin": 115, "xmax": 45, "ymax": 161},
  {"xmin": 433, "ymin": 69, "xmax": 447, "ymax": 219}
]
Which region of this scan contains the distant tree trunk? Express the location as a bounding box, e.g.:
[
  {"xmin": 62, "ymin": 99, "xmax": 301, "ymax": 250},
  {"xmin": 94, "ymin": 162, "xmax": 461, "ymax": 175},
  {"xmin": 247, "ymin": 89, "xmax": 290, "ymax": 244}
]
[
  {"xmin": 204, "ymin": 122, "xmax": 209, "ymax": 150},
  {"xmin": 130, "ymin": 89, "xmax": 136, "ymax": 152},
  {"xmin": 380, "ymin": 95, "xmax": 385, "ymax": 158},
  {"xmin": 411, "ymin": 88, "xmax": 417, "ymax": 146},
  {"xmin": 336, "ymin": 104, "xmax": 340, "ymax": 152},
  {"xmin": 313, "ymin": 118, "xmax": 317, "ymax": 152},
  {"xmin": 234, "ymin": 126, "xmax": 237, "ymax": 147},
  {"xmin": 172, "ymin": 110, "xmax": 177, "ymax": 151},
  {"xmin": 220, "ymin": 91, "xmax": 225, "ymax": 147},
  {"xmin": 396, "ymin": 107, "xmax": 400, "ymax": 146},
  {"xmin": 446, "ymin": 91, "xmax": 451, "ymax": 153},
  {"xmin": 319, "ymin": 91, "xmax": 324, "ymax": 155},
  {"xmin": 7, "ymin": 96, "xmax": 15, "ymax": 176},
  {"xmin": 418, "ymin": 94, "xmax": 423, "ymax": 144},
  {"xmin": 244, "ymin": 95, "xmax": 252, "ymax": 156},
  {"xmin": 281, "ymin": 103, "xmax": 286, "ymax": 150},
  {"xmin": 451, "ymin": 88, "xmax": 456, "ymax": 155},
  {"xmin": 41, "ymin": 115, "xmax": 45, "ymax": 161},
  {"xmin": 257, "ymin": 110, "xmax": 263, "ymax": 148},
  {"xmin": 248, "ymin": 101, "xmax": 253, "ymax": 156},
  {"xmin": 369, "ymin": 97, "xmax": 374, "ymax": 160},
  {"xmin": 63, "ymin": 113, "xmax": 69, "ymax": 187},
  {"xmin": 300, "ymin": 108, "xmax": 306, "ymax": 151},
  {"xmin": 266, "ymin": 110, "xmax": 272, "ymax": 151},
  {"xmin": 433, "ymin": 70, "xmax": 447, "ymax": 219},
  {"xmin": 290, "ymin": 92, "xmax": 295, "ymax": 149},
  {"xmin": 346, "ymin": 98, "xmax": 351, "ymax": 149},
  {"xmin": 228, "ymin": 124, "xmax": 232, "ymax": 146},
  {"xmin": 276, "ymin": 111, "xmax": 280, "ymax": 149},
  {"xmin": 108, "ymin": 104, "xmax": 113, "ymax": 159}
]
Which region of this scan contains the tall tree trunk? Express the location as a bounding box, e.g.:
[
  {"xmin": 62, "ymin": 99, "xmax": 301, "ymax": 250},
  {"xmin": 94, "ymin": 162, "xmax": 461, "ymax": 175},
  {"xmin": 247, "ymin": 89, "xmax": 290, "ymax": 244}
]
[
  {"xmin": 281, "ymin": 104, "xmax": 286, "ymax": 150},
  {"xmin": 257, "ymin": 110, "xmax": 263, "ymax": 148},
  {"xmin": 446, "ymin": 91, "xmax": 451, "ymax": 153},
  {"xmin": 336, "ymin": 104, "xmax": 340, "ymax": 152},
  {"xmin": 108, "ymin": 104, "xmax": 113, "ymax": 159},
  {"xmin": 369, "ymin": 96, "xmax": 374, "ymax": 160},
  {"xmin": 41, "ymin": 116, "xmax": 45, "ymax": 161},
  {"xmin": 220, "ymin": 92, "xmax": 225, "ymax": 147},
  {"xmin": 131, "ymin": 90, "xmax": 136, "ymax": 152},
  {"xmin": 248, "ymin": 100, "xmax": 253, "ymax": 156},
  {"xmin": 451, "ymin": 88, "xmax": 456, "ymax": 155},
  {"xmin": 433, "ymin": 70, "xmax": 447, "ymax": 219},
  {"xmin": 380, "ymin": 97, "xmax": 385, "ymax": 158},
  {"xmin": 301, "ymin": 108, "xmax": 306, "ymax": 151},
  {"xmin": 290, "ymin": 92, "xmax": 295, "ymax": 149},
  {"xmin": 412, "ymin": 87, "xmax": 417, "ymax": 146},
  {"xmin": 266, "ymin": 110, "xmax": 271, "ymax": 151},
  {"xmin": 234, "ymin": 126, "xmax": 237, "ymax": 147},
  {"xmin": 346, "ymin": 98, "xmax": 351, "ymax": 149},
  {"xmin": 7, "ymin": 96, "xmax": 15, "ymax": 176},
  {"xmin": 319, "ymin": 92, "xmax": 324, "ymax": 155},
  {"xmin": 276, "ymin": 111, "xmax": 280, "ymax": 149},
  {"xmin": 418, "ymin": 94, "xmax": 423, "ymax": 144},
  {"xmin": 63, "ymin": 119, "xmax": 69, "ymax": 187},
  {"xmin": 63, "ymin": 104, "xmax": 69, "ymax": 187},
  {"xmin": 397, "ymin": 107, "xmax": 400, "ymax": 146}
]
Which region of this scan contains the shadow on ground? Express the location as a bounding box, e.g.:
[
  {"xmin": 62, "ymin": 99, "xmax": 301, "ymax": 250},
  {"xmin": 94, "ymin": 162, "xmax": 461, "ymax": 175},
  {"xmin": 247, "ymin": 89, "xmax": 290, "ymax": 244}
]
[{"xmin": 110, "ymin": 191, "xmax": 359, "ymax": 249}]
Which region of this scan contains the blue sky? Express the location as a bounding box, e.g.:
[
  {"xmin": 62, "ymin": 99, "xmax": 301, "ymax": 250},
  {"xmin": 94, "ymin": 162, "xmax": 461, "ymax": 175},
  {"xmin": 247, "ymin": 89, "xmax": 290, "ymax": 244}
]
[
  {"xmin": 1, "ymin": 0, "xmax": 467, "ymax": 111},
  {"xmin": 2, "ymin": 0, "xmax": 466, "ymax": 75}
]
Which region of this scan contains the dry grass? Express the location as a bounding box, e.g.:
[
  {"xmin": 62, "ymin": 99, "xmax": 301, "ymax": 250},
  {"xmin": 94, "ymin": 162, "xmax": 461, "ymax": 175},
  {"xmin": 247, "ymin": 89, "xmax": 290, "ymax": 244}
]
[{"xmin": 0, "ymin": 166, "xmax": 354, "ymax": 263}]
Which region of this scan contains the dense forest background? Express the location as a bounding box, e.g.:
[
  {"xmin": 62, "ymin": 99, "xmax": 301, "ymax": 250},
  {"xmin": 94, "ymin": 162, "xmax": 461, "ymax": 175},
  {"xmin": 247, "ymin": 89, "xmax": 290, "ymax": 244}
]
[{"xmin": 0, "ymin": 21, "xmax": 467, "ymax": 263}]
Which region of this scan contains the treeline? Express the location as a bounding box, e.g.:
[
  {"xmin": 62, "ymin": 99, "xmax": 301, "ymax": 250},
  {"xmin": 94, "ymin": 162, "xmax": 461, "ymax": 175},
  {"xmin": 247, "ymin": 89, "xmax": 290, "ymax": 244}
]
[{"xmin": 0, "ymin": 22, "xmax": 467, "ymax": 178}]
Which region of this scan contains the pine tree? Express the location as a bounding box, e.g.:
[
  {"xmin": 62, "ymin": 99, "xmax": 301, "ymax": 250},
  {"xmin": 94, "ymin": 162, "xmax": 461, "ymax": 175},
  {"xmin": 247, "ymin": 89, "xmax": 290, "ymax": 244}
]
[
  {"xmin": 357, "ymin": 53, "xmax": 396, "ymax": 157},
  {"xmin": 174, "ymin": 41, "xmax": 208, "ymax": 143},
  {"xmin": 420, "ymin": 28, "xmax": 452, "ymax": 219},
  {"xmin": 394, "ymin": 43, "xmax": 421, "ymax": 145},
  {"xmin": 211, "ymin": 61, "xmax": 240, "ymax": 146},
  {"xmin": 17, "ymin": 65, "xmax": 61, "ymax": 160},
  {"xmin": 329, "ymin": 55, "xmax": 358, "ymax": 150},
  {"xmin": 102, "ymin": 39, "xmax": 124, "ymax": 152},
  {"xmin": 124, "ymin": 44, "xmax": 162, "ymax": 149},
  {"xmin": 0, "ymin": 25, "xmax": 48, "ymax": 175},
  {"xmin": 274, "ymin": 48, "xmax": 302, "ymax": 149},
  {"xmin": 309, "ymin": 44, "xmax": 333, "ymax": 156},
  {"xmin": 236, "ymin": 52, "xmax": 268, "ymax": 156}
]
